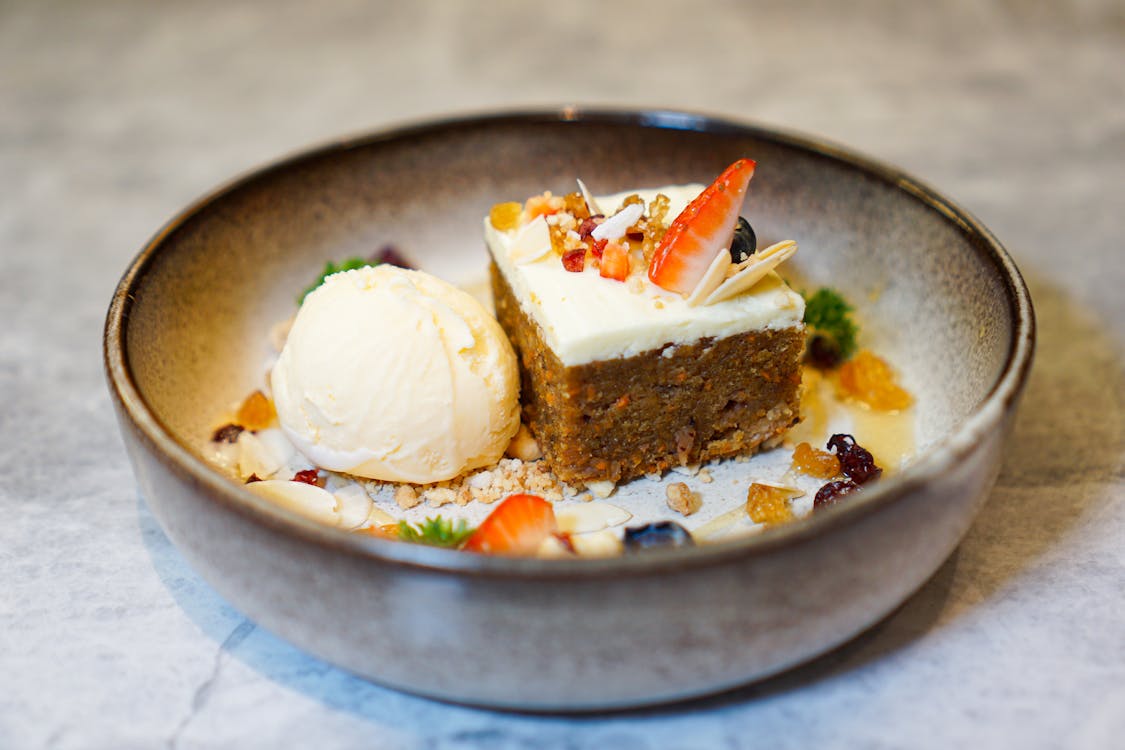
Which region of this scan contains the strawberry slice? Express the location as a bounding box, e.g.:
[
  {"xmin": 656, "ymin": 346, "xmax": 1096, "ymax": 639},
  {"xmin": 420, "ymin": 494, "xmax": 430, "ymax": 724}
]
[
  {"xmin": 462, "ymin": 494, "xmax": 557, "ymax": 555},
  {"xmin": 647, "ymin": 158, "xmax": 757, "ymax": 295},
  {"xmin": 599, "ymin": 241, "xmax": 630, "ymax": 281}
]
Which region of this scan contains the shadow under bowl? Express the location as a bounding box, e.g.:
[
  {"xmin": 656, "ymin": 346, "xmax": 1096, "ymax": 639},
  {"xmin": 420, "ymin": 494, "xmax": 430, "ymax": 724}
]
[{"xmin": 104, "ymin": 109, "xmax": 1034, "ymax": 711}]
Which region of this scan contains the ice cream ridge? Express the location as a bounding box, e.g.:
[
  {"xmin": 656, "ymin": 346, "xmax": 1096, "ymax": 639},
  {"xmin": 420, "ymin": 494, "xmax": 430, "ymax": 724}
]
[{"xmin": 271, "ymin": 264, "xmax": 521, "ymax": 484}]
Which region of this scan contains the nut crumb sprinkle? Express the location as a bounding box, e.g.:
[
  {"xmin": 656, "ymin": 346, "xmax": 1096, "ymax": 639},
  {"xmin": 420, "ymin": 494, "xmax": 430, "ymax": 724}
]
[{"xmin": 665, "ymin": 482, "xmax": 702, "ymax": 516}]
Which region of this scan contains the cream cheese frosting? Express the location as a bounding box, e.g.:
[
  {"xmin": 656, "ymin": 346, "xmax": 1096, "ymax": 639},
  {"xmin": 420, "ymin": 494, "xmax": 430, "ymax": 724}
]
[{"xmin": 485, "ymin": 184, "xmax": 805, "ymax": 367}]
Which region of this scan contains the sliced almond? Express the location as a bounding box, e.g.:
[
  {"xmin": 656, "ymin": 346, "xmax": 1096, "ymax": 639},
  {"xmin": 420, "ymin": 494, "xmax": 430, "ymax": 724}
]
[
  {"xmin": 245, "ymin": 479, "xmax": 339, "ymax": 526},
  {"xmin": 591, "ymin": 202, "xmax": 644, "ymax": 242},
  {"xmin": 704, "ymin": 240, "xmax": 797, "ymax": 305},
  {"xmin": 570, "ymin": 529, "xmax": 623, "ymax": 557},
  {"xmin": 686, "ymin": 250, "xmax": 731, "ymax": 306},
  {"xmin": 334, "ymin": 484, "xmax": 375, "ymax": 530},
  {"xmin": 556, "ymin": 502, "xmax": 632, "ymax": 534},
  {"xmin": 692, "ymin": 506, "xmax": 752, "ymax": 540},
  {"xmin": 751, "ymin": 480, "xmax": 805, "ymax": 499},
  {"xmin": 508, "ymin": 215, "xmax": 552, "ymax": 264},
  {"xmin": 364, "ymin": 504, "xmax": 396, "ymax": 527},
  {"xmin": 236, "ymin": 431, "xmax": 282, "ymax": 480},
  {"xmin": 576, "ymin": 178, "xmax": 602, "ymax": 217},
  {"xmin": 585, "ymin": 480, "xmax": 617, "ymax": 499}
]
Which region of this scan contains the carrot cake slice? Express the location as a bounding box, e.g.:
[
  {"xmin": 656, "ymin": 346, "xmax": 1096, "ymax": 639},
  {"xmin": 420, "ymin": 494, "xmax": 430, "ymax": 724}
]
[{"xmin": 485, "ymin": 159, "xmax": 805, "ymax": 487}]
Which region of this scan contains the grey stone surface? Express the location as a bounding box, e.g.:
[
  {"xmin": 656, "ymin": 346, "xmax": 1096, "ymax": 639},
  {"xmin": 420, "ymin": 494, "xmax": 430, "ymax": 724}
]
[{"xmin": 1, "ymin": 0, "xmax": 1122, "ymax": 747}]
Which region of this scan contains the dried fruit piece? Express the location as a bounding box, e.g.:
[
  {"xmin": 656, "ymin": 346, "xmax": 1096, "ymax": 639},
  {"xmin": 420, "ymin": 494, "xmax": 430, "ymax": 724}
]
[
  {"xmin": 561, "ymin": 248, "xmax": 586, "ymax": 272},
  {"xmin": 292, "ymin": 469, "xmax": 320, "ymax": 486},
  {"xmin": 211, "ymin": 423, "xmax": 244, "ymax": 443},
  {"xmin": 837, "ymin": 350, "xmax": 913, "ymax": 411},
  {"xmin": 814, "ymin": 479, "xmax": 859, "ymax": 508},
  {"xmin": 370, "ymin": 245, "xmax": 414, "ymax": 269},
  {"xmin": 827, "ymin": 433, "xmax": 882, "ymax": 484},
  {"xmin": 599, "ymin": 241, "xmax": 630, "ymax": 281},
  {"xmin": 791, "ymin": 441, "xmax": 841, "ymax": 479},
  {"xmin": 524, "ymin": 192, "xmax": 564, "ymax": 221},
  {"xmin": 462, "ymin": 494, "xmax": 557, "ymax": 555},
  {"xmin": 236, "ymin": 390, "xmax": 275, "ymax": 431},
  {"xmin": 746, "ymin": 483, "xmax": 796, "ymax": 525},
  {"xmin": 647, "ymin": 158, "xmax": 756, "ymax": 295},
  {"xmin": 489, "ymin": 201, "xmax": 522, "ymax": 231},
  {"xmin": 562, "ymin": 191, "xmax": 591, "ymax": 220}
]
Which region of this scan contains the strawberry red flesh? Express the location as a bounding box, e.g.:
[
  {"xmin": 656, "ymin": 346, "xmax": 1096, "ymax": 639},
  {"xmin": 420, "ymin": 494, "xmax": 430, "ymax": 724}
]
[
  {"xmin": 647, "ymin": 158, "xmax": 756, "ymax": 295},
  {"xmin": 462, "ymin": 494, "xmax": 557, "ymax": 555}
]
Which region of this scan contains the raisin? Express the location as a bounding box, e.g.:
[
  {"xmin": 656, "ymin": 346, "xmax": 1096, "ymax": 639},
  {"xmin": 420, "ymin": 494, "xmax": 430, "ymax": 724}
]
[
  {"xmin": 292, "ymin": 469, "xmax": 320, "ymax": 486},
  {"xmin": 211, "ymin": 423, "xmax": 244, "ymax": 443},
  {"xmin": 371, "ymin": 244, "xmax": 415, "ymax": 269},
  {"xmin": 814, "ymin": 479, "xmax": 858, "ymax": 508},
  {"xmin": 578, "ymin": 215, "xmax": 603, "ymax": 239},
  {"xmin": 807, "ymin": 334, "xmax": 842, "ymax": 369},
  {"xmin": 626, "ymin": 230, "xmax": 645, "ymax": 241},
  {"xmin": 827, "ymin": 434, "xmax": 882, "ymax": 484},
  {"xmin": 245, "ymin": 474, "xmax": 262, "ymax": 484}
]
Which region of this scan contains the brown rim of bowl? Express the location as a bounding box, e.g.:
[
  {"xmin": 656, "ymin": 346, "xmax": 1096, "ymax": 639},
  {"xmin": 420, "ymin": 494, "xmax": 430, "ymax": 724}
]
[{"xmin": 104, "ymin": 107, "xmax": 1035, "ymax": 580}]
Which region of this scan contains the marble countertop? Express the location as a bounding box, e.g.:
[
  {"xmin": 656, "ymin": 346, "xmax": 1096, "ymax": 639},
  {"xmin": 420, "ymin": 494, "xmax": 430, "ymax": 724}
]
[{"xmin": 3, "ymin": 1, "xmax": 1123, "ymax": 747}]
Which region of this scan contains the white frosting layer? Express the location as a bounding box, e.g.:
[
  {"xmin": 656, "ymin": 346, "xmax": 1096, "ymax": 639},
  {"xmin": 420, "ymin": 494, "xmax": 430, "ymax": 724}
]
[{"xmin": 486, "ymin": 184, "xmax": 805, "ymax": 366}]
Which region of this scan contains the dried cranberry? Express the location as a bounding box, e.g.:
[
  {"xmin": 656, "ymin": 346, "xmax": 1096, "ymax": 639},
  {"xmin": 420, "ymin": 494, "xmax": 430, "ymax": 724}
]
[
  {"xmin": 827, "ymin": 434, "xmax": 882, "ymax": 484},
  {"xmin": 245, "ymin": 474, "xmax": 262, "ymax": 484},
  {"xmin": 577, "ymin": 215, "xmax": 604, "ymax": 240},
  {"xmin": 370, "ymin": 245, "xmax": 414, "ymax": 269},
  {"xmin": 807, "ymin": 335, "xmax": 842, "ymax": 369},
  {"xmin": 211, "ymin": 423, "xmax": 244, "ymax": 443},
  {"xmin": 292, "ymin": 469, "xmax": 320, "ymax": 486},
  {"xmin": 814, "ymin": 479, "xmax": 859, "ymax": 508},
  {"xmin": 626, "ymin": 230, "xmax": 645, "ymax": 241},
  {"xmin": 589, "ymin": 238, "xmax": 607, "ymax": 259},
  {"xmin": 561, "ymin": 248, "xmax": 587, "ymax": 272}
]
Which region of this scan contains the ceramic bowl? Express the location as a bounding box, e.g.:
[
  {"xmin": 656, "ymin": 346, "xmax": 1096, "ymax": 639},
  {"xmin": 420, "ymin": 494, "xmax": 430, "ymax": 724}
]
[{"xmin": 104, "ymin": 109, "xmax": 1034, "ymax": 711}]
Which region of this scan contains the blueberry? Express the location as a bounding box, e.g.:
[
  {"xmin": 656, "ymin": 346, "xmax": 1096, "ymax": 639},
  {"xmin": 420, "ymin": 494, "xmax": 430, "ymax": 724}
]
[
  {"xmin": 622, "ymin": 521, "xmax": 694, "ymax": 551},
  {"xmin": 729, "ymin": 217, "xmax": 757, "ymax": 264}
]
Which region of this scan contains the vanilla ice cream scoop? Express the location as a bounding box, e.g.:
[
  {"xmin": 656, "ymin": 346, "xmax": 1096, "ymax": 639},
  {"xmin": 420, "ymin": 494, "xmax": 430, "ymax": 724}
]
[{"xmin": 270, "ymin": 265, "xmax": 520, "ymax": 484}]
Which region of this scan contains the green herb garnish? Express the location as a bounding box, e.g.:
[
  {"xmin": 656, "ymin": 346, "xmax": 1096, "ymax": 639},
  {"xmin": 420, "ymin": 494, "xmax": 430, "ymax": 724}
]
[
  {"xmin": 802, "ymin": 287, "xmax": 859, "ymax": 368},
  {"xmin": 298, "ymin": 257, "xmax": 371, "ymax": 304},
  {"xmin": 397, "ymin": 516, "xmax": 476, "ymax": 548}
]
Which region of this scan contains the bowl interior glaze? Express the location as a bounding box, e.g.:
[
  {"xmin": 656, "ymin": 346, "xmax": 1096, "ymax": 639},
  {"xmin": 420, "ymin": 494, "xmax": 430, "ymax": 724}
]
[
  {"xmin": 107, "ymin": 110, "xmax": 1035, "ymax": 710},
  {"xmin": 115, "ymin": 109, "xmax": 1030, "ymax": 565}
]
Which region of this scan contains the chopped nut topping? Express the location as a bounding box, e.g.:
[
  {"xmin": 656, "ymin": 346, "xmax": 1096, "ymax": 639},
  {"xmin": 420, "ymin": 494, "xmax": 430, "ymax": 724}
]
[
  {"xmin": 505, "ymin": 424, "xmax": 542, "ymax": 461},
  {"xmin": 666, "ymin": 482, "xmax": 702, "ymax": 516},
  {"xmin": 394, "ymin": 485, "xmax": 420, "ymax": 510}
]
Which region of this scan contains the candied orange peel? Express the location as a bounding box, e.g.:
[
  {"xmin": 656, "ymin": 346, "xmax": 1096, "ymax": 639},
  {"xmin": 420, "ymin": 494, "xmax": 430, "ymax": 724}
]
[
  {"xmin": 489, "ymin": 202, "xmax": 522, "ymax": 231},
  {"xmin": 836, "ymin": 349, "xmax": 913, "ymax": 412},
  {"xmin": 236, "ymin": 390, "xmax": 275, "ymax": 430},
  {"xmin": 746, "ymin": 483, "xmax": 797, "ymax": 526},
  {"xmin": 791, "ymin": 442, "xmax": 841, "ymax": 479}
]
